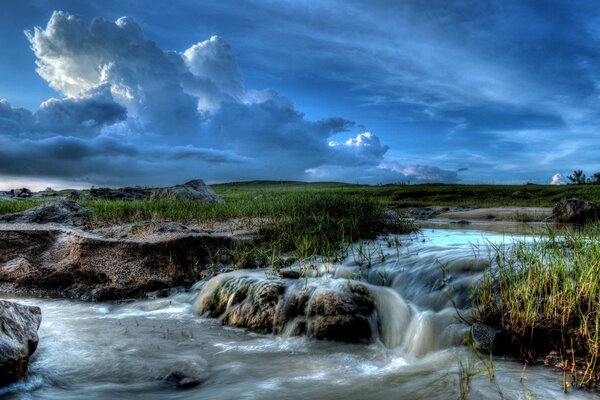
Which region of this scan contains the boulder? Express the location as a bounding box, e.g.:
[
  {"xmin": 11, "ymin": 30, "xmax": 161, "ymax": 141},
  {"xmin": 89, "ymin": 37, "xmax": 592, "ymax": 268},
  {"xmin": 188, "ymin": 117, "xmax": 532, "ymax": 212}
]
[
  {"xmin": 9, "ymin": 188, "xmax": 31, "ymax": 198},
  {"xmin": 68, "ymin": 190, "xmax": 89, "ymax": 201},
  {"xmin": 0, "ymin": 200, "xmax": 91, "ymax": 226},
  {"xmin": 89, "ymin": 187, "xmax": 146, "ymax": 201},
  {"xmin": 552, "ymin": 198, "xmax": 600, "ymax": 224},
  {"xmin": 150, "ymin": 180, "xmax": 223, "ymax": 203},
  {"xmin": 0, "ymin": 300, "xmax": 41, "ymax": 386},
  {"xmin": 196, "ymin": 272, "xmax": 376, "ymax": 343}
]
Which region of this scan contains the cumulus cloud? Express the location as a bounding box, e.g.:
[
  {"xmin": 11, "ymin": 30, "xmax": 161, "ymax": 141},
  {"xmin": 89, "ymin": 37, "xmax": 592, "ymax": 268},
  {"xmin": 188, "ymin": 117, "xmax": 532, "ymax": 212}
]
[
  {"xmin": 550, "ymin": 173, "xmax": 563, "ymax": 185},
  {"xmin": 0, "ymin": 11, "xmax": 459, "ymax": 188}
]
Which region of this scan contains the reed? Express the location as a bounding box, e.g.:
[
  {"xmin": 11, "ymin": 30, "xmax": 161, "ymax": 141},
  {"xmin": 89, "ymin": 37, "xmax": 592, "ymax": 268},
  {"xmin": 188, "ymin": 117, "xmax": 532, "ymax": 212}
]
[{"xmin": 474, "ymin": 225, "xmax": 600, "ymax": 388}]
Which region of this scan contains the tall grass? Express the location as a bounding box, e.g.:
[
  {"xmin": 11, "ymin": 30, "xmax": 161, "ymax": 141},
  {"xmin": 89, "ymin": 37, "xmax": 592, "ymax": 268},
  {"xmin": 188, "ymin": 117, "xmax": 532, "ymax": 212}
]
[
  {"xmin": 474, "ymin": 226, "xmax": 600, "ymax": 388},
  {"xmin": 0, "ymin": 200, "xmax": 42, "ymax": 214}
]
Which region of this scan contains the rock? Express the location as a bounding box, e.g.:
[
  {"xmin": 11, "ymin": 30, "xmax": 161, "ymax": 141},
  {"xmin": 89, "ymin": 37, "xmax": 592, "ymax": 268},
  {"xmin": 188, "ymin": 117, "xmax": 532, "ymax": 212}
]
[
  {"xmin": 278, "ymin": 269, "xmax": 302, "ymax": 279},
  {"xmin": 9, "ymin": 188, "xmax": 31, "ymax": 198},
  {"xmin": 0, "ymin": 300, "xmax": 41, "ymax": 386},
  {"xmin": 68, "ymin": 190, "xmax": 89, "ymax": 201},
  {"xmin": 150, "ymin": 180, "xmax": 223, "ymax": 203},
  {"xmin": 0, "ymin": 200, "xmax": 91, "ymax": 226},
  {"xmin": 164, "ymin": 371, "xmax": 206, "ymax": 389},
  {"xmin": 0, "ymin": 225, "xmax": 239, "ymax": 301},
  {"xmin": 470, "ymin": 323, "xmax": 498, "ymax": 351},
  {"xmin": 89, "ymin": 187, "xmax": 146, "ymax": 201},
  {"xmin": 0, "ymin": 192, "xmax": 14, "ymax": 201},
  {"xmin": 154, "ymin": 223, "xmax": 202, "ymax": 234},
  {"xmin": 450, "ymin": 220, "xmax": 471, "ymax": 225},
  {"xmin": 552, "ymin": 198, "xmax": 600, "ymax": 224},
  {"xmin": 196, "ymin": 272, "xmax": 376, "ymax": 343}
]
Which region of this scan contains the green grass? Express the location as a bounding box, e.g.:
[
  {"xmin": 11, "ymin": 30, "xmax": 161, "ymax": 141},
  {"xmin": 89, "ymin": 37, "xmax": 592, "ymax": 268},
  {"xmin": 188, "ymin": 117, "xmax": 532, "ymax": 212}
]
[
  {"xmin": 474, "ymin": 226, "xmax": 600, "ymax": 389},
  {"xmin": 0, "ymin": 200, "xmax": 43, "ymax": 214},
  {"xmin": 216, "ymin": 181, "xmax": 600, "ymax": 208}
]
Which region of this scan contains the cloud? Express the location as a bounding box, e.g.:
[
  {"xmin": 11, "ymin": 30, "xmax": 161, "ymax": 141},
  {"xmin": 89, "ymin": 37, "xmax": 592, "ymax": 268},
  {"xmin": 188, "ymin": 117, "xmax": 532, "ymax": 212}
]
[
  {"xmin": 0, "ymin": 11, "xmax": 459, "ymax": 188},
  {"xmin": 550, "ymin": 173, "xmax": 564, "ymax": 185}
]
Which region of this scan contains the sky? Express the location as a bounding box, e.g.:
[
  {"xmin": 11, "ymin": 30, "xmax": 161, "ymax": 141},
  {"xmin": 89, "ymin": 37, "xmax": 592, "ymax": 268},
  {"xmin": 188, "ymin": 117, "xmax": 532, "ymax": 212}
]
[{"xmin": 1, "ymin": 0, "xmax": 599, "ymax": 189}]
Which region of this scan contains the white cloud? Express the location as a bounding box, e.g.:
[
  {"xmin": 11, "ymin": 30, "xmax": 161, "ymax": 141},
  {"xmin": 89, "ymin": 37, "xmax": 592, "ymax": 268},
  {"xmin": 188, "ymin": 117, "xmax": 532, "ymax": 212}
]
[
  {"xmin": 550, "ymin": 173, "xmax": 563, "ymax": 185},
  {"xmin": 0, "ymin": 11, "xmax": 460, "ymax": 187}
]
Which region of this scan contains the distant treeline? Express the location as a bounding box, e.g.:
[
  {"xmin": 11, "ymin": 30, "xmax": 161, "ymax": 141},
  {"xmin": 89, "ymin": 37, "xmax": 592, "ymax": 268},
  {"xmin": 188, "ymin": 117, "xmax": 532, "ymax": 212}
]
[{"xmin": 567, "ymin": 169, "xmax": 600, "ymax": 184}]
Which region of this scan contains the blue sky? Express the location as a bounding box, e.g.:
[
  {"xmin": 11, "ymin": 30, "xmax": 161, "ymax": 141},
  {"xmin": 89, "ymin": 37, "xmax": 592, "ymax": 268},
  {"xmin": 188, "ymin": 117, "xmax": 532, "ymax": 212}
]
[{"xmin": 1, "ymin": 0, "xmax": 599, "ymax": 189}]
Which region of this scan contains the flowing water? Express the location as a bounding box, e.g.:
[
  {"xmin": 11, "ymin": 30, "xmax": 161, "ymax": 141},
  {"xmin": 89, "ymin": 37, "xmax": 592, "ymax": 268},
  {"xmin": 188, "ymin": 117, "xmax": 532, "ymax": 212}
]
[{"xmin": 2, "ymin": 227, "xmax": 598, "ymax": 400}]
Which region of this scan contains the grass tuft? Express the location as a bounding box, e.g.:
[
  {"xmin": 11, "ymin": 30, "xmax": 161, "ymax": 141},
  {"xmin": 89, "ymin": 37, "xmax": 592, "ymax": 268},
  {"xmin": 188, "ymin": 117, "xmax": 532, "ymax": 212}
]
[{"xmin": 474, "ymin": 225, "xmax": 600, "ymax": 388}]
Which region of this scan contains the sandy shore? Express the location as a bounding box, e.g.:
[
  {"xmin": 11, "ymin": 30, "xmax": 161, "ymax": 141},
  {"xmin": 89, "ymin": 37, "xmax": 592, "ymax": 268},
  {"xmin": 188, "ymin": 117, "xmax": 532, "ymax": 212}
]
[{"xmin": 435, "ymin": 207, "xmax": 552, "ymax": 222}]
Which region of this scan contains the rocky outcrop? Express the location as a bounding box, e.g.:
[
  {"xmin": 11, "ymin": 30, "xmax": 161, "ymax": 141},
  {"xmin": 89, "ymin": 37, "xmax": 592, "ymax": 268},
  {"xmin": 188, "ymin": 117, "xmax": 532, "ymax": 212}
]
[
  {"xmin": 9, "ymin": 188, "xmax": 32, "ymax": 198},
  {"xmin": 552, "ymin": 198, "xmax": 600, "ymax": 224},
  {"xmin": 150, "ymin": 180, "xmax": 223, "ymax": 203},
  {"xmin": 0, "ymin": 224, "xmax": 239, "ymax": 301},
  {"xmin": 196, "ymin": 272, "xmax": 376, "ymax": 343},
  {"xmin": 0, "ymin": 300, "xmax": 41, "ymax": 386},
  {"xmin": 89, "ymin": 187, "xmax": 146, "ymax": 201},
  {"xmin": 0, "ymin": 200, "xmax": 91, "ymax": 226}
]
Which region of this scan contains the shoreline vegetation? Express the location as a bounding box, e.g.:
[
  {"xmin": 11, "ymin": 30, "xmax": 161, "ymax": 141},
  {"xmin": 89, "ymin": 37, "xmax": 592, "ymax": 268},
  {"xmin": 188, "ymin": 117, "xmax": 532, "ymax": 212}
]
[
  {"xmin": 474, "ymin": 226, "xmax": 600, "ymax": 391},
  {"xmin": 3, "ymin": 181, "xmax": 600, "ymax": 391}
]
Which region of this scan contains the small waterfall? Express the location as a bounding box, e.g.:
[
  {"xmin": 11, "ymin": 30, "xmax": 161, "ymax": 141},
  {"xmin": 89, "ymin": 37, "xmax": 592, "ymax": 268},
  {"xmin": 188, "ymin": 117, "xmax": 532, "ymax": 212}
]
[{"xmin": 368, "ymin": 284, "xmax": 468, "ymax": 355}]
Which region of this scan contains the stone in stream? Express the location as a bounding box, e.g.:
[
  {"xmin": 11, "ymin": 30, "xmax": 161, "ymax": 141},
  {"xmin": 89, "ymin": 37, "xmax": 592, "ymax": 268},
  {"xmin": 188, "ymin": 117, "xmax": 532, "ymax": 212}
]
[
  {"xmin": 0, "ymin": 200, "xmax": 91, "ymax": 226},
  {"xmin": 195, "ymin": 272, "xmax": 376, "ymax": 343},
  {"xmin": 0, "ymin": 300, "xmax": 42, "ymax": 386},
  {"xmin": 552, "ymin": 198, "xmax": 600, "ymax": 224},
  {"xmin": 164, "ymin": 371, "xmax": 207, "ymax": 389}
]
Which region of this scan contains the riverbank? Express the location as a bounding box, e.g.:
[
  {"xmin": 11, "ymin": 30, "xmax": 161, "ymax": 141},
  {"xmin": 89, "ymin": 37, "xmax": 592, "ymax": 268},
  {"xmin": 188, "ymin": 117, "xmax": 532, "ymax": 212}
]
[
  {"xmin": 2, "ymin": 182, "xmax": 600, "ymax": 394},
  {"xmin": 4, "ymin": 227, "xmax": 595, "ymax": 400}
]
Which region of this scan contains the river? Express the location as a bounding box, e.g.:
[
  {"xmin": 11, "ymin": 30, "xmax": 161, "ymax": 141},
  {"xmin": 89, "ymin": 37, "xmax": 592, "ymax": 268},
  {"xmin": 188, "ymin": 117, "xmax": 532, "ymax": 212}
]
[{"xmin": 2, "ymin": 226, "xmax": 598, "ymax": 399}]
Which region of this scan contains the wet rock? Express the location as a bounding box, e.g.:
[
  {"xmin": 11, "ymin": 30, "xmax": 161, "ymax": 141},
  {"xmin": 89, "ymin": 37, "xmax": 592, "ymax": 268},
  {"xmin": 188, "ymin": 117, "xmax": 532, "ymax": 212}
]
[
  {"xmin": 471, "ymin": 323, "xmax": 498, "ymax": 351},
  {"xmin": 278, "ymin": 269, "xmax": 302, "ymax": 279},
  {"xmin": 164, "ymin": 371, "xmax": 206, "ymax": 389},
  {"xmin": 150, "ymin": 179, "xmax": 223, "ymax": 203},
  {"xmin": 90, "ymin": 187, "xmax": 146, "ymax": 201},
  {"xmin": 0, "ymin": 300, "xmax": 41, "ymax": 386},
  {"xmin": 196, "ymin": 273, "xmax": 376, "ymax": 343},
  {"xmin": 0, "ymin": 200, "xmax": 91, "ymax": 226},
  {"xmin": 552, "ymin": 198, "xmax": 600, "ymax": 224}
]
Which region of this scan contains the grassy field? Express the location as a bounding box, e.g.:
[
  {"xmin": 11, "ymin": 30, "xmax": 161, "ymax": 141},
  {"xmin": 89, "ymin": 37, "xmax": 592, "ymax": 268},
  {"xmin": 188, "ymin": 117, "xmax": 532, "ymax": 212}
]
[
  {"xmin": 4, "ymin": 182, "xmax": 600, "ymax": 219},
  {"xmin": 215, "ymin": 181, "xmax": 600, "ymax": 208}
]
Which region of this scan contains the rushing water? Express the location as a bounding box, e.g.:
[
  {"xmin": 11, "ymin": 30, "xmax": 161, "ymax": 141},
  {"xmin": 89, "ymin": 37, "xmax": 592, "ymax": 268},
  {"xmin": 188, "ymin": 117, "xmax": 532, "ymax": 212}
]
[{"xmin": 2, "ymin": 227, "xmax": 599, "ymax": 400}]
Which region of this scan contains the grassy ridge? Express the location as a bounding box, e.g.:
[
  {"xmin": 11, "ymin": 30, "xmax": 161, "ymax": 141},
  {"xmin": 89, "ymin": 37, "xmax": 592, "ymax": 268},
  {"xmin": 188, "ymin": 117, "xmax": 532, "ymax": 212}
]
[
  {"xmin": 215, "ymin": 181, "xmax": 600, "ymax": 207},
  {"xmin": 0, "ymin": 188, "xmax": 416, "ymax": 267}
]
